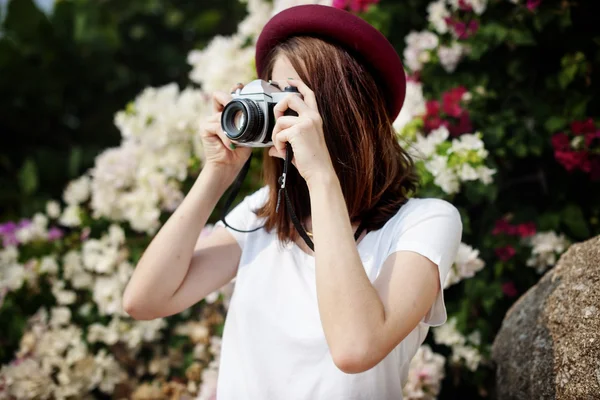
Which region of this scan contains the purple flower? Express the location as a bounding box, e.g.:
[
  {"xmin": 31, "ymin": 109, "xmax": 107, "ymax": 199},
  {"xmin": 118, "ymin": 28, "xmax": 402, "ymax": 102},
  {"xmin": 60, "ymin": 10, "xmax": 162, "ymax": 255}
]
[
  {"xmin": 47, "ymin": 227, "xmax": 64, "ymax": 241},
  {"xmin": 17, "ymin": 219, "xmax": 32, "ymax": 229},
  {"xmin": 526, "ymin": 0, "xmax": 542, "ymax": 11},
  {"xmin": 0, "ymin": 222, "xmax": 19, "ymax": 247},
  {"xmin": 0, "ymin": 222, "xmax": 17, "ymax": 235}
]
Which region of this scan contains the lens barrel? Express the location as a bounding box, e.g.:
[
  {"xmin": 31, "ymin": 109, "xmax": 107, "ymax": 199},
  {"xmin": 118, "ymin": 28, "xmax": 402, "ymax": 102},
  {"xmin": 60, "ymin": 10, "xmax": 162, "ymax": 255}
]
[{"xmin": 221, "ymin": 99, "xmax": 264, "ymax": 143}]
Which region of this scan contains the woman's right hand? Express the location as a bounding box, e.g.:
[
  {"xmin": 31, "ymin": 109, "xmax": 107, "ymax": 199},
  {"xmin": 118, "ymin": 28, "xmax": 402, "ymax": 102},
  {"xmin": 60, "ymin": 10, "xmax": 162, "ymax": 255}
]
[{"xmin": 199, "ymin": 84, "xmax": 252, "ymax": 176}]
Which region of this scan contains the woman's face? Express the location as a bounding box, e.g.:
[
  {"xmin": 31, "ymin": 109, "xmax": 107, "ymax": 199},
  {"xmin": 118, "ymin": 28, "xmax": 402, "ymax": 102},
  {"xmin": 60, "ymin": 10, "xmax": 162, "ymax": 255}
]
[{"xmin": 270, "ymin": 55, "xmax": 301, "ymax": 87}]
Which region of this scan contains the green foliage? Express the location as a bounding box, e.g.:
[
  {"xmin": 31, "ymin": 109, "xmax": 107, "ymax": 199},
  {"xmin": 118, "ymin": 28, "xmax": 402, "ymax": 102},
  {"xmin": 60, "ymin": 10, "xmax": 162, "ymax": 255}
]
[
  {"xmin": 0, "ymin": 0, "xmax": 246, "ymax": 220},
  {"xmin": 369, "ymin": 0, "xmax": 600, "ymax": 397}
]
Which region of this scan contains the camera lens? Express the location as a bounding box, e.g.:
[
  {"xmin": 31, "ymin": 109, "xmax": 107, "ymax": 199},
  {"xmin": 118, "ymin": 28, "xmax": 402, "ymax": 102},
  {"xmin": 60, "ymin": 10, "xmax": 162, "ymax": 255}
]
[
  {"xmin": 233, "ymin": 111, "xmax": 246, "ymax": 131},
  {"xmin": 221, "ymin": 99, "xmax": 264, "ymax": 143}
]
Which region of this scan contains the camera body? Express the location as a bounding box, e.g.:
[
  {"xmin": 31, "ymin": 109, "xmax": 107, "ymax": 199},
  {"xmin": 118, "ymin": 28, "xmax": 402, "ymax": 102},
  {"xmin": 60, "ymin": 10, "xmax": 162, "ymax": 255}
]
[{"xmin": 221, "ymin": 79, "xmax": 302, "ymax": 147}]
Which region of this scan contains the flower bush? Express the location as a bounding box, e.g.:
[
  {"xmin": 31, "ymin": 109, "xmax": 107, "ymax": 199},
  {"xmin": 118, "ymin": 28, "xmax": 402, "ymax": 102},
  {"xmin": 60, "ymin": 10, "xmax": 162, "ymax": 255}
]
[{"xmin": 1, "ymin": 0, "xmax": 598, "ymax": 398}]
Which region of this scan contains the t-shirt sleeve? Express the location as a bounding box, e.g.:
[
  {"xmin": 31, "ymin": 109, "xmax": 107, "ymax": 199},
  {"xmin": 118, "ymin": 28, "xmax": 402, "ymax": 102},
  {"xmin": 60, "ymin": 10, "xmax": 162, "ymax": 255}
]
[
  {"xmin": 384, "ymin": 199, "xmax": 463, "ymax": 327},
  {"xmin": 214, "ymin": 186, "xmax": 269, "ymax": 251}
]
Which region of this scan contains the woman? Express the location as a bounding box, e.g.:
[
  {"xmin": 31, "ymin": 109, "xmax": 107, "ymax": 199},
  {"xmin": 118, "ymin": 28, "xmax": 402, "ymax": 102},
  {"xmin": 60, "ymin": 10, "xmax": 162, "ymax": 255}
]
[{"xmin": 123, "ymin": 5, "xmax": 462, "ymax": 399}]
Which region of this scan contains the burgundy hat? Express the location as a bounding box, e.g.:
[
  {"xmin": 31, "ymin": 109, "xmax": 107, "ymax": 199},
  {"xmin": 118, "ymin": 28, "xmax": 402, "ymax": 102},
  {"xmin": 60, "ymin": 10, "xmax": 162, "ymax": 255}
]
[{"xmin": 255, "ymin": 4, "xmax": 406, "ymax": 120}]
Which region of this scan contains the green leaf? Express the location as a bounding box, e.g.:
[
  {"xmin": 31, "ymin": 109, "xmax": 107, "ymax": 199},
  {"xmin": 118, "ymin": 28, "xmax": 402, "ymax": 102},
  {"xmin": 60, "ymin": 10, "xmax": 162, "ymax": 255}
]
[
  {"xmin": 562, "ymin": 204, "xmax": 590, "ymax": 239},
  {"xmin": 18, "ymin": 158, "xmax": 38, "ymax": 195},
  {"xmin": 68, "ymin": 146, "xmax": 83, "ymax": 178},
  {"xmin": 545, "ymin": 116, "xmax": 567, "ymax": 133}
]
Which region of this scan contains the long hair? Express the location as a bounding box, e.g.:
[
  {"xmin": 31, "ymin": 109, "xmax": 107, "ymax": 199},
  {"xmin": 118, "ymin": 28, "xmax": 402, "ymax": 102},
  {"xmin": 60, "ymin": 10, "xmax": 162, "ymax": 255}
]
[{"xmin": 255, "ymin": 36, "xmax": 418, "ymax": 244}]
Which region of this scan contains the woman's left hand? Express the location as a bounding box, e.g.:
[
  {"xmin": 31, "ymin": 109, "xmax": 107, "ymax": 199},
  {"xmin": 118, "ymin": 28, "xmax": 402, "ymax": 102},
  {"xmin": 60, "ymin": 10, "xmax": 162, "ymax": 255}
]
[{"xmin": 269, "ymin": 79, "xmax": 336, "ymax": 186}]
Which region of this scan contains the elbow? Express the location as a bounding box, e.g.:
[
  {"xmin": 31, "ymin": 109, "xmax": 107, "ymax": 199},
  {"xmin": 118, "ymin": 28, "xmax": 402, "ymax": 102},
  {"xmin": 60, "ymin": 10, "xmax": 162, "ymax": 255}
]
[
  {"xmin": 122, "ymin": 290, "xmax": 157, "ymax": 321},
  {"xmin": 331, "ymin": 344, "xmax": 377, "ymax": 374}
]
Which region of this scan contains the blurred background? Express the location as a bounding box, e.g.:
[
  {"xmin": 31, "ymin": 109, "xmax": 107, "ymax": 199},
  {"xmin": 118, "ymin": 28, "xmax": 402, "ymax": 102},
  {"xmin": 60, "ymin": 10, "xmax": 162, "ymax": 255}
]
[
  {"xmin": 0, "ymin": 0, "xmax": 599, "ymax": 399},
  {"xmin": 0, "ymin": 0, "xmax": 246, "ymax": 219}
]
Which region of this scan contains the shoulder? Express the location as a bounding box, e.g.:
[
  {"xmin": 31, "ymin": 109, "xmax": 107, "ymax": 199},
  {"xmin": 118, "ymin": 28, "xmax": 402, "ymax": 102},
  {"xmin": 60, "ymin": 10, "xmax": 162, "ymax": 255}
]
[{"xmin": 392, "ymin": 197, "xmax": 462, "ymax": 227}]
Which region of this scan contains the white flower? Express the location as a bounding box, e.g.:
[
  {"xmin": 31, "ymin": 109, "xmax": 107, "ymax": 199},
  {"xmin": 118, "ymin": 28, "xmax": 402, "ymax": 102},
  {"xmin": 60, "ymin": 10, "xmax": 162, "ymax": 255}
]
[
  {"xmin": 452, "ymin": 345, "xmax": 482, "ymax": 371},
  {"xmin": 63, "ymin": 175, "xmax": 91, "ymax": 205},
  {"xmin": 1, "ymin": 263, "xmax": 25, "ymax": 291},
  {"xmin": 433, "ymin": 318, "xmax": 465, "ymax": 347},
  {"xmin": 196, "ymin": 366, "xmax": 219, "ymax": 400},
  {"xmin": 39, "ymin": 256, "xmax": 59, "ymax": 275},
  {"xmin": 238, "ymin": 0, "xmax": 273, "ymax": 40},
  {"xmin": 187, "ymin": 35, "xmax": 256, "ymax": 93},
  {"xmin": 446, "ymin": 243, "xmax": 485, "ymax": 288},
  {"xmin": 438, "ymin": 42, "xmax": 464, "ymax": 73},
  {"xmin": 458, "ymin": 164, "xmax": 479, "ymax": 181},
  {"xmin": 433, "ymin": 318, "xmax": 483, "ymax": 371},
  {"xmin": 525, "ymin": 231, "xmax": 570, "ymax": 273},
  {"xmin": 0, "ymin": 358, "xmax": 55, "ymax": 399},
  {"xmin": 87, "ymin": 322, "xmax": 119, "ymax": 346},
  {"xmin": 93, "ymin": 276, "xmax": 124, "ymax": 316},
  {"xmin": 411, "ymin": 127, "xmax": 450, "ymax": 159},
  {"xmin": 51, "ymin": 280, "xmax": 77, "ymax": 305},
  {"xmin": 427, "ymin": 0, "xmax": 450, "ymax": 34},
  {"xmin": 434, "ymin": 167, "xmax": 460, "ymax": 194},
  {"xmin": 450, "ymin": 133, "xmax": 486, "ymax": 155},
  {"xmin": 476, "ymin": 166, "xmax": 496, "ymax": 184},
  {"xmin": 108, "ymin": 224, "xmax": 125, "ymax": 246},
  {"xmin": 46, "ymin": 200, "xmax": 60, "ymax": 219},
  {"xmin": 403, "ymin": 345, "xmax": 446, "ymax": 400},
  {"xmin": 82, "ymin": 239, "xmax": 120, "ymax": 274},
  {"xmin": 50, "ymin": 307, "xmax": 72, "ymax": 328},
  {"xmin": 394, "ymin": 80, "xmax": 426, "ymax": 132},
  {"xmin": 404, "ymin": 31, "xmax": 440, "ymax": 72},
  {"xmin": 59, "ymin": 204, "xmax": 82, "ymax": 227}
]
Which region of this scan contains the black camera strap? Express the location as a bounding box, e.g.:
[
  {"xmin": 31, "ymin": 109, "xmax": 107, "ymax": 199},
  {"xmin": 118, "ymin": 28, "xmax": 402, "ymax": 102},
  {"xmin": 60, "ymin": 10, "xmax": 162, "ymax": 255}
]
[{"xmin": 220, "ymin": 143, "xmax": 367, "ymax": 252}]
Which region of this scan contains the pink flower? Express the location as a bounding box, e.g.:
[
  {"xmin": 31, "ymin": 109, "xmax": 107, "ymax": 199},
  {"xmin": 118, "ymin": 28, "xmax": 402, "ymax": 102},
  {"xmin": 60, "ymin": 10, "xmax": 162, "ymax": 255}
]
[
  {"xmin": 333, "ymin": 0, "xmax": 347, "ymax": 9},
  {"xmin": 551, "ymin": 133, "xmax": 570, "ymax": 151},
  {"xmin": 423, "ymin": 100, "xmax": 444, "ymax": 132},
  {"xmin": 584, "ymin": 131, "xmax": 600, "ymax": 147},
  {"xmin": 554, "ymin": 150, "xmax": 582, "ymax": 171},
  {"xmin": 457, "ymin": 0, "xmax": 473, "ymax": 11},
  {"xmin": 502, "ymin": 282, "xmax": 518, "ymax": 297},
  {"xmin": 448, "ymin": 111, "xmax": 473, "ymax": 136},
  {"xmin": 442, "ymin": 87, "xmax": 468, "ymax": 118},
  {"xmin": 80, "ymin": 226, "xmax": 91, "ymax": 241},
  {"xmin": 47, "ymin": 227, "xmax": 64, "ymax": 241},
  {"xmin": 492, "ymin": 218, "xmax": 513, "ymax": 236},
  {"xmin": 571, "ymin": 118, "xmax": 595, "ymax": 135},
  {"xmin": 495, "ymin": 245, "xmax": 516, "ymax": 261},
  {"xmin": 516, "ymin": 222, "xmax": 536, "ymax": 238},
  {"xmin": 526, "ymin": 0, "xmax": 542, "ymax": 11},
  {"xmin": 445, "ymin": 18, "xmax": 479, "ymax": 39},
  {"xmin": 333, "ymin": 0, "xmax": 379, "ymax": 12}
]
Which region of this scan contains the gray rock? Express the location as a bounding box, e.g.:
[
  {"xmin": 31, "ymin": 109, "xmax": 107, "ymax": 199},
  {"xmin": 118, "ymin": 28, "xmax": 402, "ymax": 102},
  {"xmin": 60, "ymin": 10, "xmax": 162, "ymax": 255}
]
[{"xmin": 492, "ymin": 236, "xmax": 600, "ymax": 400}]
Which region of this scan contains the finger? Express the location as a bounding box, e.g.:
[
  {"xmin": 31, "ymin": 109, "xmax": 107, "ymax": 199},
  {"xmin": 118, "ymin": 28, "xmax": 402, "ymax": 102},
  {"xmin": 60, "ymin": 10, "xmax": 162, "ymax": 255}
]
[
  {"xmin": 212, "ymin": 91, "xmax": 232, "ymax": 113},
  {"xmin": 230, "ymin": 82, "xmax": 244, "ymax": 93},
  {"xmin": 205, "ymin": 112, "xmax": 221, "ymax": 124},
  {"xmin": 272, "ymin": 117, "xmax": 298, "ymax": 154},
  {"xmin": 272, "ymin": 125, "xmax": 297, "ymax": 155},
  {"xmin": 286, "ymin": 78, "xmax": 318, "ymax": 110},
  {"xmin": 273, "ymin": 94, "xmax": 311, "ymax": 119},
  {"xmin": 268, "ymin": 146, "xmax": 284, "ymax": 159},
  {"xmin": 204, "ymin": 121, "xmax": 235, "ymax": 152},
  {"xmin": 271, "ymin": 115, "xmax": 299, "ymax": 150}
]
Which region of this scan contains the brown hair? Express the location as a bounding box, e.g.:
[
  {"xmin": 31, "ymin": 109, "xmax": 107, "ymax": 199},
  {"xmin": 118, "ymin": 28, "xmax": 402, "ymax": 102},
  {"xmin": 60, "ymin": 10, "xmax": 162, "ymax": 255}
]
[{"xmin": 255, "ymin": 36, "xmax": 418, "ymax": 244}]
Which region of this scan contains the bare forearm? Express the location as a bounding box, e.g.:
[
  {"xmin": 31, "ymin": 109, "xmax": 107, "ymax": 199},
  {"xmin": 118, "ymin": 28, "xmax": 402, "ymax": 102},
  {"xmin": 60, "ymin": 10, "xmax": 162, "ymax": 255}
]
[
  {"xmin": 123, "ymin": 165, "xmax": 234, "ymax": 312},
  {"xmin": 308, "ymin": 174, "xmax": 385, "ymax": 360}
]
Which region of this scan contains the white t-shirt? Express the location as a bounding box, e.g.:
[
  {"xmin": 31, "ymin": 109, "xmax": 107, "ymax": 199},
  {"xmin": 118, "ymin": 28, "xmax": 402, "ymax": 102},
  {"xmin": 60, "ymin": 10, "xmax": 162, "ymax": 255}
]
[{"xmin": 214, "ymin": 186, "xmax": 462, "ymax": 400}]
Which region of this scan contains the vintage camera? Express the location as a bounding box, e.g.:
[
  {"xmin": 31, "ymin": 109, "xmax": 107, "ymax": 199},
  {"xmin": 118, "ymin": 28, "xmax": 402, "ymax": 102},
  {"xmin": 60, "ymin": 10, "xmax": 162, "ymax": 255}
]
[{"xmin": 220, "ymin": 79, "xmax": 302, "ymax": 147}]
